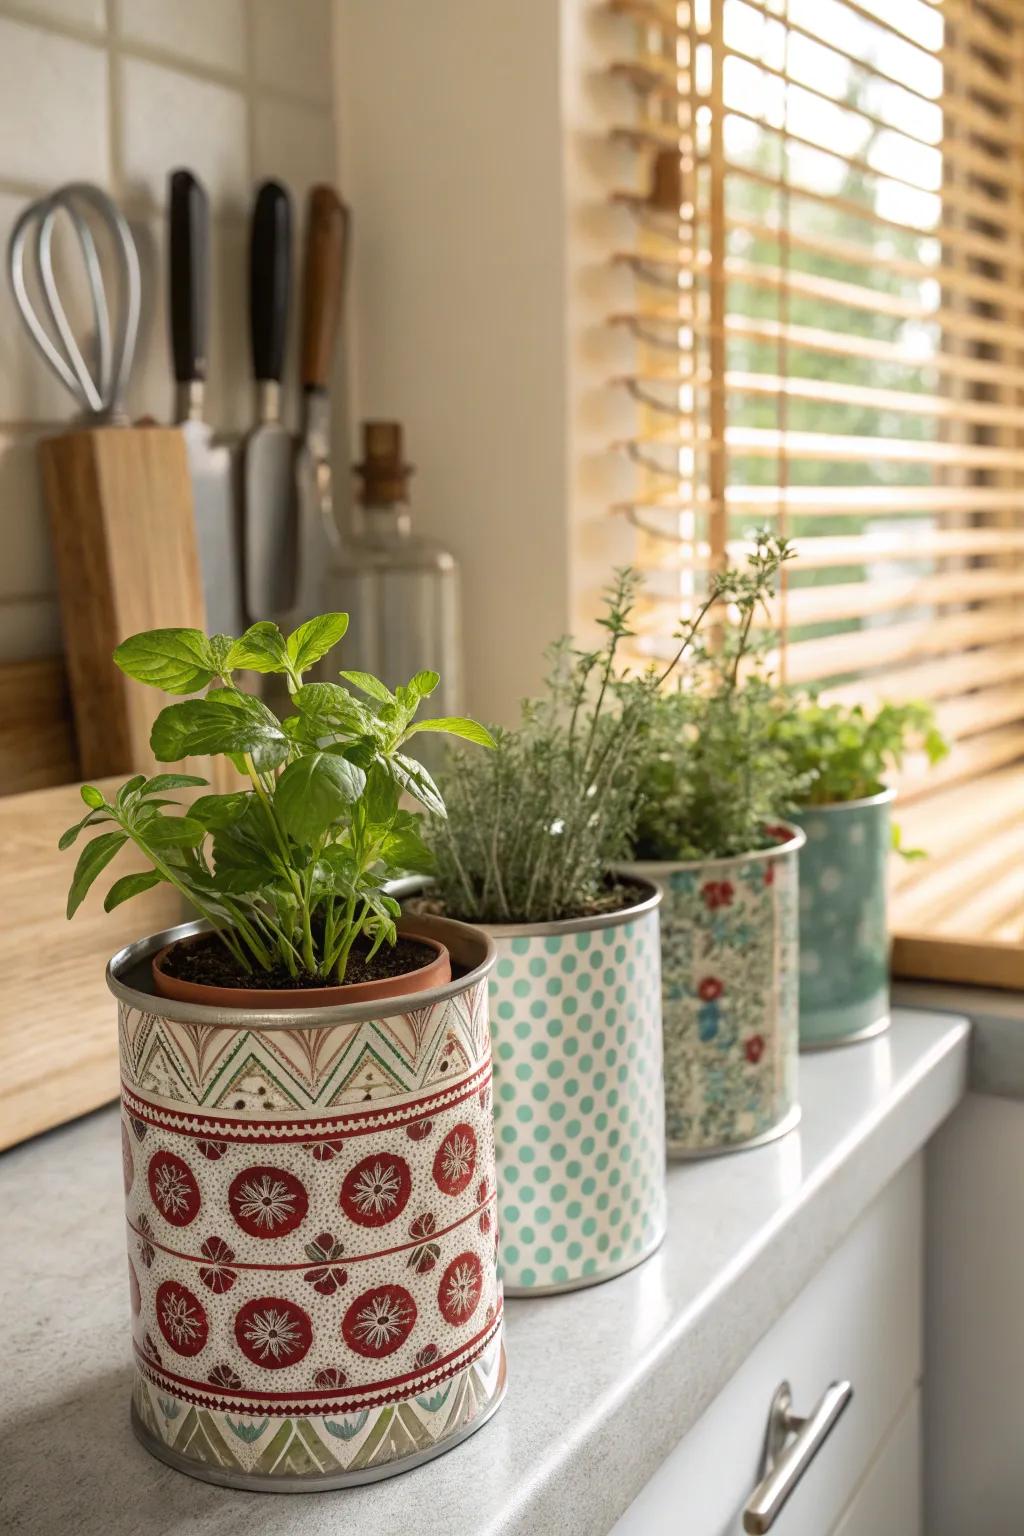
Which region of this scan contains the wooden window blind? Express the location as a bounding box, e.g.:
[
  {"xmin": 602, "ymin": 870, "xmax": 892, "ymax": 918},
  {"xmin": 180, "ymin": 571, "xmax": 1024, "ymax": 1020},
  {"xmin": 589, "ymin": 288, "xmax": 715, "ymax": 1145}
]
[{"xmin": 607, "ymin": 0, "xmax": 1024, "ymax": 985}]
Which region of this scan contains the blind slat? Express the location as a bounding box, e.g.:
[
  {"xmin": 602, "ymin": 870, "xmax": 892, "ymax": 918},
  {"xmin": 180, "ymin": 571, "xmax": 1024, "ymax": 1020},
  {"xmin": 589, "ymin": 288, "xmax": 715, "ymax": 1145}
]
[{"xmin": 612, "ymin": 0, "xmax": 1024, "ymax": 905}]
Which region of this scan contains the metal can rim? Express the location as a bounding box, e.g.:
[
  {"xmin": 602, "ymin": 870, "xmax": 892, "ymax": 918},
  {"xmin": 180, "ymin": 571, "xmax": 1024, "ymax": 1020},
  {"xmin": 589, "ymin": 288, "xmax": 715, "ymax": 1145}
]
[{"xmin": 106, "ymin": 912, "xmax": 496, "ymax": 1029}]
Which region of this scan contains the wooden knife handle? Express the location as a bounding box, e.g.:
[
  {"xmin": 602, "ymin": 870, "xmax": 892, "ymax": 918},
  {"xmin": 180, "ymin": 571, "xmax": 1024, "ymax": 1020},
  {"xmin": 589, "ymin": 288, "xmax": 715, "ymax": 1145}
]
[
  {"xmin": 169, "ymin": 169, "xmax": 209, "ymax": 385},
  {"xmin": 249, "ymin": 180, "xmax": 292, "ymax": 385},
  {"xmin": 300, "ymin": 185, "xmax": 349, "ymax": 391}
]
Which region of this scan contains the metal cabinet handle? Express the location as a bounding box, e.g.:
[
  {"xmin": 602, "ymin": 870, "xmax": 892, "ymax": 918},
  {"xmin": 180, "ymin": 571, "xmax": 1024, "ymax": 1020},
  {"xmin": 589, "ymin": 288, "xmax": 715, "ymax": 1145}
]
[{"xmin": 742, "ymin": 1379, "xmax": 853, "ymax": 1534}]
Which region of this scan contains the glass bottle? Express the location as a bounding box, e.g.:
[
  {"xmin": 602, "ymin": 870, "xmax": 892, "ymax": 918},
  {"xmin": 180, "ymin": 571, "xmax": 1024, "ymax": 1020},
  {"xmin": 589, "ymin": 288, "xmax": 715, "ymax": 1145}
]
[{"xmin": 320, "ymin": 421, "xmax": 462, "ymax": 770}]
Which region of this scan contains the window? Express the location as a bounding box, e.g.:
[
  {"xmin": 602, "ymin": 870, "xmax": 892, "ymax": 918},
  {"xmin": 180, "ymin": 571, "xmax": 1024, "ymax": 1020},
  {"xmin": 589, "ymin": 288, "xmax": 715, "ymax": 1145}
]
[{"xmin": 609, "ymin": 0, "xmax": 1024, "ymax": 984}]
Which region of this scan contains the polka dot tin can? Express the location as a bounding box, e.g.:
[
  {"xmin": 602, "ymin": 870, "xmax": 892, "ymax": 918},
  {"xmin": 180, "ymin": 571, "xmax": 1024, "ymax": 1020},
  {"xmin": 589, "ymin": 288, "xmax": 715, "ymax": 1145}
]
[
  {"xmin": 482, "ymin": 880, "xmax": 667, "ymax": 1295},
  {"xmin": 107, "ymin": 914, "xmax": 506, "ymax": 1491},
  {"xmin": 793, "ymin": 789, "xmax": 894, "ymax": 1050},
  {"xmin": 624, "ymin": 826, "xmax": 804, "ymax": 1158}
]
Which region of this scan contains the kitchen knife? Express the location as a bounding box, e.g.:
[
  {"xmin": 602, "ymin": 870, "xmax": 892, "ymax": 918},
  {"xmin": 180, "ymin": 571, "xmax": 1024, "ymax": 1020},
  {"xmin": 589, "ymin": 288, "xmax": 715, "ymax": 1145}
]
[
  {"xmin": 169, "ymin": 168, "xmax": 244, "ymax": 637},
  {"xmin": 242, "ymin": 179, "xmax": 296, "ymax": 625},
  {"xmin": 292, "ymin": 184, "xmax": 349, "ymax": 623}
]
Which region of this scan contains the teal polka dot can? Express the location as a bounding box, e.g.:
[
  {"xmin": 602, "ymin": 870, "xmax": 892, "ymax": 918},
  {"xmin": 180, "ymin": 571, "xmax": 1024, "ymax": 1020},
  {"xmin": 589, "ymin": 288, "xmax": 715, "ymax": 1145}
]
[
  {"xmin": 484, "ymin": 881, "xmax": 667, "ymax": 1294},
  {"xmin": 792, "ymin": 789, "xmax": 893, "ymax": 1049}
]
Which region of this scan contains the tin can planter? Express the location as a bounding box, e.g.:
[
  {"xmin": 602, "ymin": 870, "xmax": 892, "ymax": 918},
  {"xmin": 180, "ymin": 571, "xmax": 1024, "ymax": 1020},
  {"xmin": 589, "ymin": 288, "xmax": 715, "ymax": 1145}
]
[
  {"xmin": 108, "ymin": 914, "xmax": 505, "ymax": 1492},
  {"xmin": 482, "ymin": 880, "xmax": 667, "ymax": 1295},
  {"xmin": 793, "ymin": 788, "xmax": 894, "ymax": 1050},
  {"xmin": 625, "ymin": 827, "xmax": 804, "ymax": 1158}
]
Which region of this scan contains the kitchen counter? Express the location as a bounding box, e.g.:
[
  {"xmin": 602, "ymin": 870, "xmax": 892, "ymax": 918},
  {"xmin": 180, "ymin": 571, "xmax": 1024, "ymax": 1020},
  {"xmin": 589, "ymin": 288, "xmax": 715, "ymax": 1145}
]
[
  {"xmin": 895, "ymin": 980, "xmax": 1024, "ymax": 1100},
  {"xmin": 2, "ymin": 1008, "xmax": 968, "ymax": 1536}
]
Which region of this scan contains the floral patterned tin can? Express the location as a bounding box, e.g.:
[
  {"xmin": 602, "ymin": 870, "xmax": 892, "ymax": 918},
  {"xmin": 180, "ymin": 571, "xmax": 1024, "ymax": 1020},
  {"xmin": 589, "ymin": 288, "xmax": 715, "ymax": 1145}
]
[
  {"xmin": 108, "ymin": 914, "xmax": 505, "ymax": 1492},
  {"xmin": 624, "ymin": 827, "xmax": 804, "ymax": 1158},
  {"xmin": 482, "ymin": 880, "xmax": 667, "ymax": 1295},
  {"xmin": 793, "ymin": 789, "xmax": 894, "ymax": 1050}
]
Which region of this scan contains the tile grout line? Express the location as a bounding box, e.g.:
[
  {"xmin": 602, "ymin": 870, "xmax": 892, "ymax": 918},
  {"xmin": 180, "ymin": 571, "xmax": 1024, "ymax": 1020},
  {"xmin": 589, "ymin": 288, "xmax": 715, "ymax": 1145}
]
[{"xmin": 0, "ymin": 0, "xmax": 332, "ymax": 110}]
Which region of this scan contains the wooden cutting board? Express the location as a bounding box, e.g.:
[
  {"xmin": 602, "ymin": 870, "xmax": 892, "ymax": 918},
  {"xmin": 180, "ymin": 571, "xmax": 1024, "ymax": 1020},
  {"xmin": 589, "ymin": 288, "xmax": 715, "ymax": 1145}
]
[
  {"xmin": 0, "ymin": 776, "xmax": 184, "ymax": 1151},
  {"xmin": 0, "ymin": 657, "xmax": 77, "ymax": 793},
  {"xmin": 38, "ymin": 423, "xmax": 207, "ymax": 777}
]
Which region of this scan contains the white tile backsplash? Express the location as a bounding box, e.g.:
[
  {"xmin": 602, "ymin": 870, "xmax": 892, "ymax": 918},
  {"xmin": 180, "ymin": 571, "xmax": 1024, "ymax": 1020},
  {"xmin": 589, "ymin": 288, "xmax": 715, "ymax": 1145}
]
[
  {"xmin": 115, "ymin": 0, "xmax": 246, "ymax": 74},
  {"xmin": 0, "ymin": 16, "xmax": 109, "ymax": 188},
  {"xmin": 253, "ymin": 98, "xmax": 336, "ymax": 200},
  {"xmin": 119, "ymin": 56, "xmax": 249, "ymax": 213},
  {"xmin": 0, "ymin": 0, "xmax": 338, "ymax": 660},
  {"xmin": 10, "ymin": 0, "xmax": 105, "ymax": 34},
  {"xmin": 251, "ymin": 0, "xmax": 333, "ymax": 102}
]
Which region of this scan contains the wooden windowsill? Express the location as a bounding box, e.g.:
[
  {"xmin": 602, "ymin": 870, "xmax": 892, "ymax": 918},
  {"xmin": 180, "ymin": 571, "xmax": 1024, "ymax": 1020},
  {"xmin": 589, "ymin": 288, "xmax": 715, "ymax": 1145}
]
[{"xmin": 891, "ymin": 764, "xmax": 1024, "ymax": 991}]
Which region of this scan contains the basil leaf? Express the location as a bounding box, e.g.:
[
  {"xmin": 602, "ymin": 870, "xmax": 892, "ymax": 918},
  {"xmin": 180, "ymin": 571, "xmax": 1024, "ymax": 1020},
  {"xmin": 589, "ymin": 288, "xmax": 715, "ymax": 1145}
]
[
  {"xmin": 142, "ymin": 816, "xmax": 206, "ymax": 848},
  {"xmin": 57, "ymin": 809, "xmax": 108, "ymax": 850},
  {"xmin": 274, "ymin": 752, "xmax": 367, "ymax": 845},
  {"xmin": 408, "ymin": 670, "xmax": 440, "ymax": 699},
  {"xmin": 114, "ymin": 628, "xmax": 218, "ymax": 694},
  {"xmin": 189, "ymin": 792, "xmax": 250, "ymax": 830},
  {"xmin": 103, "ymin": 870, "xmax": 163, "ymax": 912},
  {"xmin": 293, "ymin": 682, "xmax": 374, "ymax": 736},
  {"xmin": 287, "ymin": 613, "xmax": 350, "ymax": 673},
  {"xmin": 338, "ymin": 669, "xmax": 393, "ymax": 704},
  {"xmin": 404, "ymin": 716, "xmax": 496, "ymax": 748},
  {"xmin": 150, "ymin": 698, "xmax": 289, "ymax": 768},
  {"xmin": 67, "ymin": 831, "xmax": 128, "ymax": 918},
  {"xmin": 224, "ymin": 622, "xmax": 290, "ymax": 675},
  {"xmin": 141, "ymin": 773, "xmax": 209, "ymax": 795},
  {"xmin": 389, "ymin": 752, "xmax": 446, "ymax": 818}
]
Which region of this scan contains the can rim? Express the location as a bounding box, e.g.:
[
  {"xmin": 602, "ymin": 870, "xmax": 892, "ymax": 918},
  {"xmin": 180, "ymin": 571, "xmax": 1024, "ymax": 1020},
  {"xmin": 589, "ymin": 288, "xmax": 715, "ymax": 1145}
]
[
  {"xmin": 621, "ymin": 821, "xmax": 806, "ymax": 875},
  {"xmin": 390, "ymin": 873, "xmax": 662, "ymax": 938},
  {"xmin": 106, "ymin": 913, "xmax": 496, "ymax": 1029},
  {"xmin": 794, "ymin": 784, "xmax": 897, "ymax": 814}
]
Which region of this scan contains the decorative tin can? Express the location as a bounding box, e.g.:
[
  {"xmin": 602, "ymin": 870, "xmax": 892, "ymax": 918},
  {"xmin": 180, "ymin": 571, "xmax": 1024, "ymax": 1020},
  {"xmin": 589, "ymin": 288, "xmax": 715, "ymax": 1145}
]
[
  {"xmin": 625, "ymin": 827, "xmax": 804, "ymax": 1158},
  {"xmin": 108, "ymin": 914, "xmax": 505, "ymax": 1492},
  {"xmin": 793, "ymin": 788, "xmax": 894, "ymax": 1049},
  {"xmin": 482, "ymin": 880, "xmax": 667, "ymax": 1295}
]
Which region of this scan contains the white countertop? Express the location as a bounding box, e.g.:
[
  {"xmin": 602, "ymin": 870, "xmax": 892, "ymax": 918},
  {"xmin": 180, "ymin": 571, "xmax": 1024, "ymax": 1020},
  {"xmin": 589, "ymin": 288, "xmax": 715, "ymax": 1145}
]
[{"xmin": 1, "ymin": 1008, "xmax": 968, "ymax": 1536}]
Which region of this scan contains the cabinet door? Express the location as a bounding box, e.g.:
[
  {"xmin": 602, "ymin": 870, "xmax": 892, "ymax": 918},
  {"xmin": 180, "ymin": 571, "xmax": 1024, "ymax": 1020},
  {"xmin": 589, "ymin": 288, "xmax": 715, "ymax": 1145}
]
[
  {"xmin": 611, "ymin": 1157, "xmax": 923, "ymax": 1536},
  {"xmin": 831, "ymin": 1390, "xmax": 921, "ymax": 1536}
]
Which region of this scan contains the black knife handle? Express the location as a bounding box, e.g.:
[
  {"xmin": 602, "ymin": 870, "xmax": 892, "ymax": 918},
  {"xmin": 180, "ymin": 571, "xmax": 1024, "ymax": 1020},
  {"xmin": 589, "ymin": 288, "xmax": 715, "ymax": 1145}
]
[
  {"xmin": 249, "ymin": 180, "xmax": 292, "ymax": 385},
  {"xmin": 168, "ymin": 169, "xmax": 209, "ymax": 384}
]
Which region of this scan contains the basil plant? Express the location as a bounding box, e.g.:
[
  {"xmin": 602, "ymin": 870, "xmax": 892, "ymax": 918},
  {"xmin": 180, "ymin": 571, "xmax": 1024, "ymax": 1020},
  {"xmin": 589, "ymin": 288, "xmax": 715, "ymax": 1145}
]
[{"xmin": 60, "ymin": 614, "xmax": 493, "ymax": 983}]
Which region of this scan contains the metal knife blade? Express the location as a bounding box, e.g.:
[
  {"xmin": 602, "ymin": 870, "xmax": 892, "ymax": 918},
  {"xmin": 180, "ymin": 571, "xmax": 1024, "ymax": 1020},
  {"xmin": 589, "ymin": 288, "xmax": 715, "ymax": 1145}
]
[
  {"xmin": 292, "ymin": 184, "xmax": 349, "ymax": 625},
  {"xmin": 169, "ymin": 168, "xmax": 245, "ymax": 637},
  {"xmin": 242, "ymin": 180, "xmax": 296, "ymax": 627}
]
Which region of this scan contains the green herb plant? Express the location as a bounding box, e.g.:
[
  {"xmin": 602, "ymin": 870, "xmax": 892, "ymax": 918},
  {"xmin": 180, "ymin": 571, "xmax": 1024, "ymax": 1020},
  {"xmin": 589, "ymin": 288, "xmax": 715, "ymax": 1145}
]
[
  {"xmin": 774, "ymin": 695, "xmax": 948, "ymax": 859},
  {"xmin": 60, "ymin": 614, "xmax": 493, "ymax": 982},
  {"xmin": 430, "ymin": 565, "xmax": 734, "ymax": 926},
  {"xmin": 628, "ymin": 532, "xmax": 803, "ymax": 863}
]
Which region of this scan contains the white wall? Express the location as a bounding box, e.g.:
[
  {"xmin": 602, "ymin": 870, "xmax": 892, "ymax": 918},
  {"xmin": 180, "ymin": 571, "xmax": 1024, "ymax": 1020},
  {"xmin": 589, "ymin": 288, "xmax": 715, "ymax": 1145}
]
[
  {"xmin": 925, "ymin": 1091, "xmax": 1024, "ymax": 1536},
  {"xmin": 0, "ymin": 0, "xmax": 337, "ymax": 660},
  {"xmin": 334, "ymin": 0, "xmax": 637, "ymax": 724}
]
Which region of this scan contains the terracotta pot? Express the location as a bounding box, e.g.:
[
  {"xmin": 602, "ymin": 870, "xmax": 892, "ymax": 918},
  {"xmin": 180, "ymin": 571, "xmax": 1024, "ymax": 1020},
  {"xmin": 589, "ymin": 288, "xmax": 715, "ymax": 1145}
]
[
  {"xmin": 151, "ymin": 920, "xmax": 451, "ymax": 1010},
  {"xmin": 624, "ymin": 823, "xmax": 804, "ymax": 1158},
  {"xmin": 108, "ymin": 912, "xmax": 505, "ymax": 1492}
]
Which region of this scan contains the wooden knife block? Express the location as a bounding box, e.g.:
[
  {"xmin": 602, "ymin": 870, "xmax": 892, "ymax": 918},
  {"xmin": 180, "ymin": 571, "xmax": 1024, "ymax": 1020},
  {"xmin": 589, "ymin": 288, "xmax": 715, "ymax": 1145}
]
[{"xmin": 39, "ymin": 424, "xmax": 207, "ymax": 777}]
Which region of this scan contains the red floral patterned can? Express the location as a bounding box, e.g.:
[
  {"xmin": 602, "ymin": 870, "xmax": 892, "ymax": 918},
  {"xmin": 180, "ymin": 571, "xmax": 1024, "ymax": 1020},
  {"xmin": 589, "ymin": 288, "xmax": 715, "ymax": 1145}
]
[{"xmin": 108, "ymin": 915, "xmax": 505, "ymax": 1491}]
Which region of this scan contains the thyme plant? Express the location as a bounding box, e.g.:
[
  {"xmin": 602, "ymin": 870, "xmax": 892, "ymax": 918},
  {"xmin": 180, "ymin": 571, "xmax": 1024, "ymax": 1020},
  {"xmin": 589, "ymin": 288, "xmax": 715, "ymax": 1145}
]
[
  {"xmin": 628, "ymin": 532, "xmax": 803, "ymax": 862},
  {"xmin": 430, "ymin": 567, "xmax": 724, "ymax": 925},
  {"xmin": 60, "ymin": 614, "xmax": 493, "ymax": 982}
]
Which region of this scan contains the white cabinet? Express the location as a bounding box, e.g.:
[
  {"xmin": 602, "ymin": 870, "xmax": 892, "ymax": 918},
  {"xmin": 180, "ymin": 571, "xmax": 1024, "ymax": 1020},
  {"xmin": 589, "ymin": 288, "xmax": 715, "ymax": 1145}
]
[
  {"xmin": 612, "ymin": 1158, "xmax": 923, "ymax": 1536},
  {"xmin": 831, "ymin": 1390, "xmax": 921, "ymax": 1536}
]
